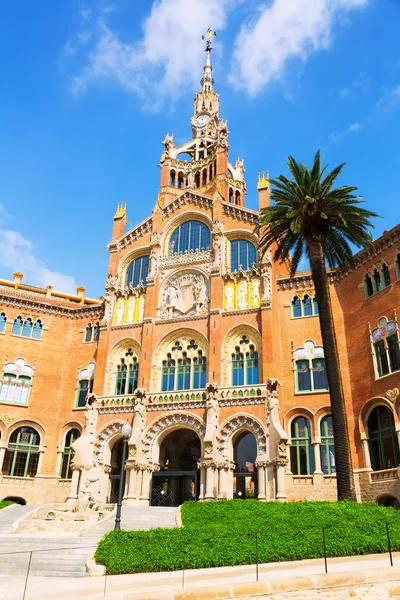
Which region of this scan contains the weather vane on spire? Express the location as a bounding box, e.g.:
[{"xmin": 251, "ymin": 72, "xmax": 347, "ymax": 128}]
[{"xmin": 202, "ymin": 28, "xmax": 217, "ymax": 51}]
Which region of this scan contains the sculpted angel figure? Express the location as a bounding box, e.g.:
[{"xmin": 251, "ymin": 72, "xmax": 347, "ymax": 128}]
[
  {"xmin": 129, "ymin": 395, "xmax": 146, "ymax": 452},
  {"xmin": 204, "ymin": 389, "xmax": 219, "ymax": 445}
]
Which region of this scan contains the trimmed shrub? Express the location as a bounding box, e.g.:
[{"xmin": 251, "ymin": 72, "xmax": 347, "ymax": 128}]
[
  {"xmin": 0, "ymin": 501, "xmax": 13, "ymax": 511},
  {"xmin": 95, "ymin": 500, "xmax": 400, "ymax": 575}
]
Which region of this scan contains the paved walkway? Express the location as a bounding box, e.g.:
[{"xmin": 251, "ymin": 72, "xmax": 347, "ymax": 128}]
[{"xmin": 2, "ymin": 551, "xmax": 399, "ymax": 600}]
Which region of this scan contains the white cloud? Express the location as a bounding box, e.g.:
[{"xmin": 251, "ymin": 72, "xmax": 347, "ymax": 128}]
[
  {"xmin": 376, "ymin": 84, "xmax": 400, "ymax": 110},
  {"xmin": 229, "ymin": 0, "xmax": 369, "ymax": 96},
  {"xmin": 339, "ymin": 73, "xmax": 369, "ymax": 99},
  {"xmin": 0, "ymin": 230, "xmax": 77, "ymax": 294},
  {"xmin": 68, "ymin": 0, "xmax": 235, "ymax": 107},
  {"xmin": 330, "ymin": 121, "xmax": 363, "ymax": 143}
]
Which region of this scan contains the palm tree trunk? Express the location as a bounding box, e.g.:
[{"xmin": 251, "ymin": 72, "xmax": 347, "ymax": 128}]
[{"xmin": 308, "ymin": 239, "xmax": 356, "ymax": 501}]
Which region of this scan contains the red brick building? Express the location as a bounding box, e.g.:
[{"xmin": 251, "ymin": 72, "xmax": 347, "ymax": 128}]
[{"xmin": 0, "ymin": 43, "xmax": 399, "ymax": 508}]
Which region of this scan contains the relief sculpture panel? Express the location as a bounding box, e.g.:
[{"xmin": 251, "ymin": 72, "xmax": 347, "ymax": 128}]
[{"xmin": 159, "ymin": 271, "xmax": 209, "ymax": 319}]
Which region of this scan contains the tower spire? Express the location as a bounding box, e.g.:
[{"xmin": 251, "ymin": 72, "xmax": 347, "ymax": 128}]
[{"xmin": 201, "ymin": 29, "xmax": 216, "ymax": 93}]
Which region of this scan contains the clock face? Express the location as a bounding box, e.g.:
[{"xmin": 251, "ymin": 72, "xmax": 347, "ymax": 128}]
[{"xmin": 195, "ymin": 113, "xmax": 210, "ymax": 127}]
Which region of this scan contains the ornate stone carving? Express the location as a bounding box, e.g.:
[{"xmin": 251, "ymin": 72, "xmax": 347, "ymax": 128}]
[
  {"xmin": 159, "ymin": 272, "xmax": 209, "ymax": 319},
  {"xmin": 159, "ymin": 249, "xmax": 212, "ymax": 270},
  {"xmin": 386, "ymin": 388, "xmax": 399, "ymax": 403},
  {"xmin": 160, "ymin": 133, "xmax": 174, "ymax": 162},
  {"xmin": 105, "ymin": 274, "xmax": 119, "ymax": 291},
  {"xmin": 2, "ymin": 415, "xmax": 16, "ymax": 424},
  {"xmin": 212, "ymin": 219, "xmax": 224, "ymax": 235},
  {"xmin": 261, "ymin": 265, "xmax": 272, "ymax": 307}
]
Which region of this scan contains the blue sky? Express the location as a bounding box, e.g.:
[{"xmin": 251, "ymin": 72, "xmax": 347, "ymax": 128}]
[{"xmin": 0, "ymin": 0, "xmax": 399, "ymax": 297}]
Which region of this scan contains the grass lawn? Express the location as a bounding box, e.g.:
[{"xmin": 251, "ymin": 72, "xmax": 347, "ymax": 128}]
[{"xmin": 95, "ymin": 500, "xmax": 400, "ymax": 575}]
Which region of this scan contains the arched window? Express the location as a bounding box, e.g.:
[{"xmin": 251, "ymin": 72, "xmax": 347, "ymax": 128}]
[
  {"xmin": 85, "ymin": 323, "xmax": 93, "ymax": 342},
  {"xmin": 202, "ymin": 169, "xmax": 207, "ymax": 185},
  {"xmin": 32, "ymin": 320, "xmax": 42, "ymax": 340},
  {"xmin": 76, "ymin": 362, "xmax": 95, "ymax": 407},
  {"xmin": 231, "ymin": 337, "xmax": 259, "ymax": 386},
  {"xmin": 368, "ymin": 406, "xmax": 399, "ymax": 471},
  {"xmin": 115, "ymin": 357, "xmax": 139, "ymax": 395},
  {"xmin": 0, "ymin": 359, "xmax": 33, "ymax": 406},
  {"xmin": 60, "ymin": 428, "xmax": 80, "ymax": 479},
  {"xmin": 374, "ymin": 268, "xmax": 382, "ymax": 292},
  {"xmin": 160, "ymin": 340, "xmax": 207, "ymax": 392},
  {"xmin": 233, "ymin": 432, "xmax": 258, "ymax": 499},
  {"xmin": 2, "ymin": 427, "xmax": 40, "ymax": 478},
  {"xmin": 93, "ymin": 323, "xmax": 100, "ymax": 342},
  {"xmin": 382, "ymin": 263, "xmax": 391, "ymax": 287},
  {"xmin": 169, "ymin": 221, "xmax": 211, "ymax": 255},
  {"xmin": 209, "ymin": 164, "xmax": 213, "ymax": 181},
  {"xmin": 230, "ymin": 240, "xmax": 257, "ymax": 272},
  {"xmin": 294, "ymin": 342, "xmax": 328, "ymax": 392},
  {"xmin": 0, "ymin": 312, "xmax": 6, "ymax": 334},
  {"xmin": 12, "ymin": 316, "xmax": 23, "ymax": 336},
  {"xmin": 372, "ymin": 318, "xmax": 400, "ymax": 377},
  {"xmin": 229, "ymin": 188, "xmax": 234, "ymax": 203},
  {"xmin": 290, "ymin": 417, "xmax": 314, "ymax": 475},
  {"xmin": 320, "ymin": 416, "xmax": 336, "ymax": 475},
  {"xmin": 169, "ymin": 169, "xmax": 176, "ymax": 187},
  {"xmin": 292, "ymin": 297, "xmax": 302, "ymax": 318},
  {"xmin": 292, "ymin": 294, "xmax": 318, "ymax": 318},
  {"xmin": 396, "ymin": 254, "xmax": 400, "ymax": 280},
  {"xmin": 22, "ymin": 318, "xmax": 33, "ymax": 338},
  {"xmin": 125, "ymin": 255, "xmax": 150, "ymax": 288},
  {"xmin": 365, "ymin": 274, "xmax": 373, "ymax": 297},
  {"xmin": 235, "ymin": 190, "xmax": 241, "ymax": 205},
  {"xmin": 177, "ymin": 172, "xmax": 184, "ymax": 189},
  {"xmin": 195, "ymin": 171, "xmax": 200, "ymax": 188},
  {"xmin": 162, "ymin": 354, "xmax": 176, "ymax": 392}
]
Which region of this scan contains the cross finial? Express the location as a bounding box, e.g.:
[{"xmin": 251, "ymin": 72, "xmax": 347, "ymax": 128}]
[{"xmin": 202, "ymin": 28, "xmax": 217, "ymax": 51}]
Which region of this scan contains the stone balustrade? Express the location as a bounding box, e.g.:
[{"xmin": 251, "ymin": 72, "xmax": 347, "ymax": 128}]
[
  {"xmin": 97, "ymin": 384, "xmax": 268, "ymax": 414},
  {"xmin": 370, "ymin": 467, "xmax": 398, "ymax": 482}
]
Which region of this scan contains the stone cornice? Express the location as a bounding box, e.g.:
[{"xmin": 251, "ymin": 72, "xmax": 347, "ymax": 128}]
[{"xmin": 0, "ymin": 288, "xmax": 103, "ymax": 319}]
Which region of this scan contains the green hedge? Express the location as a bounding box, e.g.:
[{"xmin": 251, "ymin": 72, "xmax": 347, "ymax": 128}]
[
  {"xmin": 95, "ymin": 500, "xmax": 400, "ymax": 575},
  {"xmin": 0, "ymin": 501, "xmax": 13, "ymax": 511}
]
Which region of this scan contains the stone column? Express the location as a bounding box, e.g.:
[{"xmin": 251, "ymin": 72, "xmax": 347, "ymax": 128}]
[
  {"xmin": 275, "ymin": 459, "xmax": 288, "ymax": 502},
  {"xmin": 205, "ymin": 465, "xmax": 215, "ymax": 501},
  {"xmin": 218, "ymin": 464, "xmax": 227, "ymax": 500},
  {"xmin": 313, "ymin": 443, "xmax": 323, "ymax": 474},
  {"xmin": 140, "ymin": 467, "xmax": 151, "ymax": 503},
  {"xmin": 55, "ymin": 448, "xmax": 63, "ymax": 477},
  {"xmin": 198, "ymin": 465, "xmax": 206, "ymax": 501},
  {"xmin": 66, "ymin": 465, "xmax": 81, "ymax": 505},
  {"xmin": 0, "ymin": 445, "xmax": 6, "ymax": 474},
  {"xmin": 125, "ymin": 465, "xmax": 137, "ymax": 503},
  {"xmin": 362, "ymin": 438, "xmax": 372, "ymax": 469},
  {"xmin": 255, "ymin": 460, "xmax": 267, "ymax": 501},
  {"xmin": 136, "ymin": 469, "xmax": 143, "ymax": 501}
]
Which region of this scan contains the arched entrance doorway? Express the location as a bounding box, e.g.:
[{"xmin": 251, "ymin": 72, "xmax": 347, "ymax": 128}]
[
  {"xmin": 151, "ymin": 429, "xmax": 201, "ymax": 507},
  {"xmin": 233, "ymin": 432, "xmax": 258, "ymax": 499},
  {"xmin": 108, "ymin": 438, "xmax": 125, "ymax": 504}
]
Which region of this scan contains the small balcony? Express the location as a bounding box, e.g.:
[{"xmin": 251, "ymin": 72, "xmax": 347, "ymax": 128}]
[
  {"xmin": 97, "ymin": 384, "xmax": 268, "ymax": 414},
  {"xmin": 370, "ymin": 468, "xmax": 399, "ymax": 483}
]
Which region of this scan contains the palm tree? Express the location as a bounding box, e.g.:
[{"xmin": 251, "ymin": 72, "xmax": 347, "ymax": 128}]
[{"xmin": 257, "ymin": 151, "xmax": 379, "ymax": 501}]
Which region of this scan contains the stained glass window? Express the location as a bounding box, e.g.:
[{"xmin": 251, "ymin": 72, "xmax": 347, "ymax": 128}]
[
  {"xmin": 0, "ymin": 373, "xmax": 31, "ymax": 405},
  {"xmin": 312, "ymin": 359, "xmax": 328, "ymax": 390},
  {"xmin": 368, "ymin": 406, "xmax": 399, "ymax": 471},
  {"xmin": 2, "ymin": 427, "xmax": 40, "ymax": 478},
  {"xmin": 296, "ymin": 360, "xmax": 311, "ymax": 392},
  {"xmin": 290, "ymin": 417, "xmax": 314, "ymax": 475},
  {"xmin": 232, "ymin": 347, "xmax": 244, "ymax": 386},
  {"xmin": 320, "ymin": 416, "xmax": 336, "ymax": 475},
  {"xmin": 162, "ymin": 356, "xmax": 176, "ymax": 392},
  {"xmin": 246, "ymin": 346, "xmax": 259, "ymax": 385},
  {"xmin": 169, "ymin": 221, "xmax": 211, "ymax": 255},
  {"xmin": 125, "ymin": 255, "xmax": 150, "ymax": 288},
  {"xmin": 230, "ymin": 240, "xmax": 257, "ymax": 272},
  {"xmin": 60, "ymin": 429, "xmax": 80, "ymax": 479},
  {"xmin": 193, "ymin": 352, "xmax": 206, "ymax": 389}
]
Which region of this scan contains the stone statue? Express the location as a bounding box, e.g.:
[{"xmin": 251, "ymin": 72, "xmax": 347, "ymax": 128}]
[
  {"xmin": 225, "ymin": 283, "xmax": 234, "ymax": 311},
  {"xmin": 204, "ymin": 384, "xmax": 219, "ymax": 446},
  {"xmin": 115, "ymin": 298, "xmax": 125, "ymax": 325},
  {"xmin": 127, "ymin": 296, "xmax": 135, "ymax": 323},
  {"xmin": 187, "ymin": 167, "xmax": 195, "ymax": 188},
  {"xmin": 213, "ymin": 237, "xmax": 222, "ymax": 265},
  {"xmin": 167, "ymin": 284, "xmax": 179, "ymax": 307},
  {"xmin": 193, "ymin": 276, "xmax": 204, "ymax": 304},
  {"xmin": 71, "ymin": 400, "xmax": 98, "ymax": 469},
  {"xmin": 138, "ymin": 294, "xmax": 145, "ymax": 321},
  {"xmin": 160, "ymin": 133, "xmax": 174, "ymax": 162},
  {"xmin": 129, "ymin": 392, "xmax": 146, "ymax": 454},
  {"xmin": 251, "ymin": 279, "xmax": 261, "ymax": 307},
  {"xmin": 105, "ymin": 274, "xmax": 118, "ymax": 291},
  {"xmin": 237, "ymin": 280, "xmax": 248, "ymax": 310},
  {"xmin": 149, "ymin": 248, "xmax": 158, "ymax": 276}
]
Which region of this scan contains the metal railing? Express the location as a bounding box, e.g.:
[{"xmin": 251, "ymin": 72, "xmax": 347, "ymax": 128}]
[{"xmin": 2, "ymin": 519, "xmax": 398, "ymax": 600}]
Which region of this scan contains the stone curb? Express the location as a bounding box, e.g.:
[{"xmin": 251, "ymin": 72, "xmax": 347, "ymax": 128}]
[
  {"xmin": 176, "ymin": 505, "xmax": 183, "ymax": 528},
  {"xmin": 108, "ymin": 566, "xmax": 400, "ymax": 600},
  {"xmin": 86, "ymin": 551, "xmax": 106, "ymax": 577}
]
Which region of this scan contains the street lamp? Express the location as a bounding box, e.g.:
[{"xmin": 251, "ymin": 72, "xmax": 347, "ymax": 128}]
[{"xmin": 114, "ymin": 420, "xmax": 132, "ymax": 530}]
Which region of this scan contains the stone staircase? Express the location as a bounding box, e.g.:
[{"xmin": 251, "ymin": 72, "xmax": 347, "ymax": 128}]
[{"xmin": 0, "ymin": 505, "xmax": 177, "ymax": 577}]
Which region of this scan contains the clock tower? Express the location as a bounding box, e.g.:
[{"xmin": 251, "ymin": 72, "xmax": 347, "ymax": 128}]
[{"xmin": 158, "ymin": 30, "xmax": 246, "ymax": 208}]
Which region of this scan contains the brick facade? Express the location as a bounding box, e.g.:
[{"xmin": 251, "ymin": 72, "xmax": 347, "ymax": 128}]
[{"xmin": 0, "ymin": 46, "xmax": 399, "ymax": 507}]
